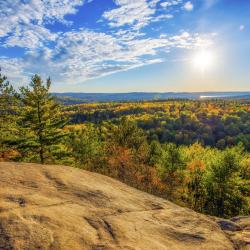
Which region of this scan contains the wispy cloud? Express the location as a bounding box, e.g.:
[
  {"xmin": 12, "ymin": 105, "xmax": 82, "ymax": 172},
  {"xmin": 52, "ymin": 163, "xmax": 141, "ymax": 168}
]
[
  {"xmin": 0, "ymin": 0, "xmax": 85, "ymax": 38},
  {"xmin": 0, "ymin": 57, "xmax": 28, "ymax": 85},
  {"xmin": 102, "ymin": 0, "xmax": 182, "ymax": 30},
  {"xmin": 15, "ymin": 30, "xmax": 214, "ymax": 84},
  {"xmin": 3, "ymin": 24, "xmax": 57, "ymax": 50},
  {"xmin": 103, "ymin": 0, "xmax": 158, "ymax": 30},
  {"xmin": 183, "ymin": 1, "xmax": 194, "ymax": 11},
  {"xmin": 161, "ymin": 1, "xmax": 181, "ymax": 8},
  {"xmin": 239, "ymin": 25, "xmax": 245, "ymax": 32},
  {"xmin": 0, "ymin": 0, "xmax": 215, "ymax": 86}
]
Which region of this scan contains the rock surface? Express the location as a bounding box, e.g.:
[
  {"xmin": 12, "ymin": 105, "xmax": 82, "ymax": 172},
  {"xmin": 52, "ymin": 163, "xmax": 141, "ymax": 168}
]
[{"xmin": 0, "ymin": 162, "xmax": 249, "ymax": 250}]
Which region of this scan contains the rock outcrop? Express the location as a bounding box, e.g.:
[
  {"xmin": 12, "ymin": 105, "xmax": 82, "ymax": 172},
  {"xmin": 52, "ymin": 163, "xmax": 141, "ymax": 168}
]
[{"xmin": 0, "ymin": 162, "xmax": 249, "ymax": 250}]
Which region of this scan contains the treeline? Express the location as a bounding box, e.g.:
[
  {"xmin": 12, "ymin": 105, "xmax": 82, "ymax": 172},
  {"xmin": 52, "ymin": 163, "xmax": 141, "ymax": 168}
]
[
  {"xmin": 65, "ymin": 120, "xmax": 250, "ymax": 218},
  {"xmin": 0, "ymin": 71, "xmax": 249, "ymax": 218},
  {"xmin": 63, "ymin": 100, "xmax": 250, "ymax": 150}
]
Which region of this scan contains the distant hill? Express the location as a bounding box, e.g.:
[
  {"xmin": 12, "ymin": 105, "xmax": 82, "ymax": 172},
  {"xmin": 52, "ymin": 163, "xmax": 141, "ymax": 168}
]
[
  {"xmin": 53, "ymin": 92, "xmax": 250, "ymax": 104},
  {"xmin": 0, "ymin": 162, "xmax": 249, "ymax": 249}
]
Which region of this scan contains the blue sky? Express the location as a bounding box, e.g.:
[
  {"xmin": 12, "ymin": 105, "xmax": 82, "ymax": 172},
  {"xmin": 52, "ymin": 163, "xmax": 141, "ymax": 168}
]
[{"xmin": 0, "ymin": 0, "xmax": 249, "ymax": 92}]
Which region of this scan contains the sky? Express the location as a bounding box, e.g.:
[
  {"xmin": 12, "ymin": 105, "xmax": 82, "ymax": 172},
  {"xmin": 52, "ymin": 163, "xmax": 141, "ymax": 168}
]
[{"xmin": 0, "ymin": 0, "xmax": 249, "ymax": 92}]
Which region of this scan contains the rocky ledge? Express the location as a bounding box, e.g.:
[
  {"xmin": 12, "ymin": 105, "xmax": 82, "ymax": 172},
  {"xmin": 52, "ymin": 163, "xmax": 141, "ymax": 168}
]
[{"xmin": 0, "ymin": 162, "xmax": 249, "ymax": 250}]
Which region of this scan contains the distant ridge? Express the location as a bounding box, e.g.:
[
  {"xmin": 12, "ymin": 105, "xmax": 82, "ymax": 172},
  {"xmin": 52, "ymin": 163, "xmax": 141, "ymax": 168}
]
[{"xmin": 53, "ymin": 92, "xmax": 250, "ymax": 104}]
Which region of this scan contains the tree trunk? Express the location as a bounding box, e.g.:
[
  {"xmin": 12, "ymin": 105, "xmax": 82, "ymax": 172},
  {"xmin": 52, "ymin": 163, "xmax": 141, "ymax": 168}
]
[{"xmin": 39, "ymin": 146, "xmax": 44, "ymax": 164}]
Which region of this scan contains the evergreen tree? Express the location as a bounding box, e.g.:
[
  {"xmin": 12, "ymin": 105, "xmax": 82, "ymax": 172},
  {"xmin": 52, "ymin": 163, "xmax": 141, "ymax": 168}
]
[
  {"xmin": 18, "ymin": 75, "xmax": 68, "ymax": 164},
  {"xmin": 159, "ymin": 143, "xmax": 185, "ymax": 199},
  {"xmin": 148, "ymin": 140, "xmax": 163, "ymax": 166},
  {"xmin": 67, "ymin": 124, "xmax": 105, "ymax": 170},
  {"xmin": 0, "ymin": 69, "xmax": 19, "ymax": 158},
  {"xmin": 187, "ymin": 160, "xmax": 206, "ymax": 212},
  {"xmin": 204, "ymin": 145, "xmax": 248, "ymax": 217},
  {"xmin": 108, "ymin": 117, "xmax": 149, "ymax": 162}
]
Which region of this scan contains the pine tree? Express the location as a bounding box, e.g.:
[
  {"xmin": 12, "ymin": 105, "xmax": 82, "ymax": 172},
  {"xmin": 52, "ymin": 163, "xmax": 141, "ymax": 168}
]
[
  {"xmin": 18, "ymin": 75, "xmax": 68, "ymax": 164},
  {"xmin": 148, "ymin": 140, "xmax": 163, "ymax": 167},
  {"xmin": 159, "ymin": 143, "xmax": 185, "ymax": 199},
  {"xmin": 67, "ymin": 124, "xmax": 105, "ymax": 170},
  {"xmin": 109, "ymin": 117, "xmax": 149, "ymax": 162},
  {"xmin": 0, "ymin": 69, "xmax": 19, "ymax": 158},
  {"xmin": 204, "ymin": 145, "xmax": 249, "ymax": 217}
]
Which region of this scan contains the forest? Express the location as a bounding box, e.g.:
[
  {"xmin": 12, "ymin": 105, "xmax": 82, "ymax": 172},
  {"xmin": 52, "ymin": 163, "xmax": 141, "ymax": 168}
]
[
  {"xmin": 64, "ymin": 100, "xmax": 250, "ymax": 150},
  {"xmin": 0, "ymin": 71, "xmax": 249, "ymax": 218}
]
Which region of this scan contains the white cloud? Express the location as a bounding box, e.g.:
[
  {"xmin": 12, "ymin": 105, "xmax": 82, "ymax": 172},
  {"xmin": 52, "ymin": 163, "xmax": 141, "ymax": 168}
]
[
  {"xmin": 103, "ymin": 0, "xmax": 157, "ymax": 29},
  {"xmin": 9, "ymin": 30, "xmax": 213, "ymax": 84},
  {"xmin": 161, "ymin": 0, "xmax": 182, "ymax": 8},
  {"xmin": 152, "ymin": 14, "xmax": 174, "ymax": 22},
  {"xmin": 0, "ymin": 57, "xmax": 29, "ymax": 85},
  {"xmin": 0, "ymin": 0, "xmax": 216, "ymax": 86},
  {"xmin": 239, "ymin": 25, "xmax": 245, "ymax": 32},
  {"xmin": 183, "ymin": 1, "xmax": 193, "ymax": 11},
  {"xmin": 4, "ymin": 24, "xmax": 58, "ymax": 50},
  {"xmin": 102, "ymin": 0, "xmax": 183, "ymax": 30},
  {"xmin": 0, "ymin": 0, "xmax": 85, "ymax": 38}
]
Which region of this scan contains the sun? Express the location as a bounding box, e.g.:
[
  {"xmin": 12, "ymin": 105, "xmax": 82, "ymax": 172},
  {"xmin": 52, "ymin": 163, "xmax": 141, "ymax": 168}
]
[{"xmin": 192, "ymin": 50, "xmax": 215, "ymax": 72}]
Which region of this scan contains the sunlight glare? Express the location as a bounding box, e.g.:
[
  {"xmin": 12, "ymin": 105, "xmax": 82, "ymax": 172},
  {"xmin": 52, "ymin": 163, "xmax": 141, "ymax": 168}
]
[{"xmin": 192, "ymin": 50, "xmax": 215, "ymax": 72}]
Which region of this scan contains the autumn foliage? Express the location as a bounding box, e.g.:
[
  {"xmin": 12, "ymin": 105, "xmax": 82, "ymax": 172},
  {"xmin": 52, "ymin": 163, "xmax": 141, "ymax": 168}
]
[{"xmin": 0, "ymin": 71, "xmax": 249, "ymax": 218}]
